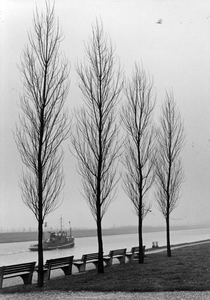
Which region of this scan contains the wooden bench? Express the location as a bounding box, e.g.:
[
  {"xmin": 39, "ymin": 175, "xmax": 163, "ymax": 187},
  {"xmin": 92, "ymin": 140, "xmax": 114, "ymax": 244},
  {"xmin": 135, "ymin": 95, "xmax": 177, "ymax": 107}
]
[
  {"xmin": 0, "ymin": 261, "xmax": 36, "ymax": 289},
  {"xmin": 104, "ymin": 248, "xmax": 127, "ymax": 266},
  {"xmin": 73, "ymin": 252, "xmax": 111, "ymax": 272},
  {"xmin": 126, "ymin": 246, "xmax": 146, "ymax": 263},
  {"xmin": 42, "ymin": 255, "xmax": 74, "ymax": 280}
]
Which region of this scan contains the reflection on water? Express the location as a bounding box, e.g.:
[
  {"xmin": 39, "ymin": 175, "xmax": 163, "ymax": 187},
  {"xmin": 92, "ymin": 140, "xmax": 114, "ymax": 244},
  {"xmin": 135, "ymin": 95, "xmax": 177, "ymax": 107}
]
[{"xmin": 0, "ymin": 227, "xmax": 209, "ymax": 265}]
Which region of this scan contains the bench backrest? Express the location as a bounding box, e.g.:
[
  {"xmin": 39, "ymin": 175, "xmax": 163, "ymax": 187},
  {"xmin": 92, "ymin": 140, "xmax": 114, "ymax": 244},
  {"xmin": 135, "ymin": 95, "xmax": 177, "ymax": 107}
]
[
  {"xmin": 82, "ymin": 253, "xmax": 99, "ymax": 262},
  {"xmin": 0, "ymin": 262, "xmax": 36, "ymax": 275},
  {"xmin": 131, "ymin": 246, "xmax": 146, "ymax": 254},
  {"xmin": 131, "ymin": 246, "xmax": 139, "ymax": 253},
  {"xmin": 45, "ymin": 256, "xmax": 73, "ymax": 268},
  {"xmin": 109, "ymin": 248, "xmax": 126, "ymax": 257}
]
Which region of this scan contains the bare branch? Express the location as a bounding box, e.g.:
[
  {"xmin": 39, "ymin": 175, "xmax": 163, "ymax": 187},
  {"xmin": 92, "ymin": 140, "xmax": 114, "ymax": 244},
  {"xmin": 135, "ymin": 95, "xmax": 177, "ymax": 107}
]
[
  {"xmin": 71, "ymin": 19, "xmax": 123, "ymax": 273},
  {"xmin": 155, "ymin": 92, "xmax": 184, "ymax": 217},
  {"xmin": 121, "ymin": 64, "xmax": 155, "ymax": 219},
  {"xmin": 121, "ymin": 63, "xmax": 155, "ymax": 263},
  {"xmin": 154, "ymin": 91, "xmax": 185, "ymax": 257}
]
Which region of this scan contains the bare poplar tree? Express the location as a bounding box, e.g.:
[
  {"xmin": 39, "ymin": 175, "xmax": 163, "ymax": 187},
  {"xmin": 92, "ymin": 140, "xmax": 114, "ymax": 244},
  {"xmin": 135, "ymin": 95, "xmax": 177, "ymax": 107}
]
[
  {"xmin": 15, "ymin": 3, "xmax": 70, "ymax": 287},
  {"xmin": 154, "ymin": 92, "xmax": 184, "ymax": 257},
  {"xmin": 71, "ymin": 20, "xmax": 123, "ymax": 273},
  {"xmin": 121, "ymin": 63, "xmax": 155, "ymax": 263}
]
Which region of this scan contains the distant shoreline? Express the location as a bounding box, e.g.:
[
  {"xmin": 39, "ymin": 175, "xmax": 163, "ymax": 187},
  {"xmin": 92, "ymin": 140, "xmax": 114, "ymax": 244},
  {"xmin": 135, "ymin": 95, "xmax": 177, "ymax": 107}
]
[
  {"xmin": 145, "ymin": 238, "xmax": 210, "ymax": 252},
  {"xmin": 0, "ymin": 225, "xmax": 209, "ymax": 244}
]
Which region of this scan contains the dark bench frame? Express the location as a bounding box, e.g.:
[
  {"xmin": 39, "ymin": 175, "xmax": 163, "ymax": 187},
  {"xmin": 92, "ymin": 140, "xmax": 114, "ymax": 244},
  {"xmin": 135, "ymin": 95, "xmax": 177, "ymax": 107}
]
[
  {"xmin": 0, "ymin": 261, "xmax": 36, "ymax": 289},
  {"xmin": 41, "ymin": 255, "xmax": 74, "ymax": 280},
  {"xmin": 104, "ymin": 248, "xmax": 127, "ymax": 266},
  {"xmin": 125, "ymin": 246, "xmax": 146, "ymax": 263},
  {"xmin": 73, "ymin": 252, "xmax": 111, "ymax": 272}
]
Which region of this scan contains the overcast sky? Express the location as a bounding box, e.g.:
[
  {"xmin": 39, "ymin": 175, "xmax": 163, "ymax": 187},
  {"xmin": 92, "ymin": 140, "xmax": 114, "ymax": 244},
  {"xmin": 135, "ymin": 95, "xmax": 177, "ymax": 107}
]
[{"xmin": 1, "ymin": 0, "xmax": 210, "ymax": 232}]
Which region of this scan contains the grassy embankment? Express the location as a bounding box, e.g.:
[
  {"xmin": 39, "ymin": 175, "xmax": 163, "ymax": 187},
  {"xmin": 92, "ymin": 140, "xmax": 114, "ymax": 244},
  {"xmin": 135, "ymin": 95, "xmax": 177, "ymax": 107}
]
[{"xmin": 1, "ymin": 242, "xmax": 210, "ymax": 294}]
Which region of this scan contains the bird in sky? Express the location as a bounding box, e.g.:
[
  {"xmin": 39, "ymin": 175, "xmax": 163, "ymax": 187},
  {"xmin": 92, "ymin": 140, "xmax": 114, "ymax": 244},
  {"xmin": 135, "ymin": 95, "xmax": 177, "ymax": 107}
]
[{"xmin": 157, "ymin": 19, "xmax": 162, "ymax": 24}]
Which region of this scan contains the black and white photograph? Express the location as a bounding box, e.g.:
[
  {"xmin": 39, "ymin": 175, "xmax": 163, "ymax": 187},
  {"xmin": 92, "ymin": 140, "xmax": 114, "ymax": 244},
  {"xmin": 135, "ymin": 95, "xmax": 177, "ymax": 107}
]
[{"xmin": 0, "ymin": 0, "xmax": 210, "ymax": 298}]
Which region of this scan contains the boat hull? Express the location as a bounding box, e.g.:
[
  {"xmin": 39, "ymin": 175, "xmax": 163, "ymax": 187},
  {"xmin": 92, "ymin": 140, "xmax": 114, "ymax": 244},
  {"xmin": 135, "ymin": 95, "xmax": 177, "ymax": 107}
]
[{"xmin": 29, "ymin": 239, "xmax": 75, "ymax": 251}]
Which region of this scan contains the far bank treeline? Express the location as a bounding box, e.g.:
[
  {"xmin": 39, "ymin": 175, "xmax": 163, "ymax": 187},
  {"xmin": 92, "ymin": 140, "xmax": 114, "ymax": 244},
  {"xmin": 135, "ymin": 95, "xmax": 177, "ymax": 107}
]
[
  {"xmin": 1, "ymin": 226, "xmax": 138, "ymax": 243},
  {"xmin": 0, "ymin": 227, "xmax": 130, "ymax": 244}
]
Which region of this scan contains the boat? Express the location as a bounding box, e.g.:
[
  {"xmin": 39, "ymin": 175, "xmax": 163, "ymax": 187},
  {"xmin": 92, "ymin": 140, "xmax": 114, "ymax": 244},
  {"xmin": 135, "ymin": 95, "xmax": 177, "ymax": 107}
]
[{"xmin": 29, "ymin": 219, "xmax": 75, "ymax": 251}]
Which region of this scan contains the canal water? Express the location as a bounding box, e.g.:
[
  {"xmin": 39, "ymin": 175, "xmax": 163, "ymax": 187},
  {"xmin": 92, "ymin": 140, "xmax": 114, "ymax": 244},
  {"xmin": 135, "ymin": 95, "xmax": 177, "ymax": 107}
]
[{"xmin": 0, "ymin": 227, "xmax": 209, "ymax": 265}]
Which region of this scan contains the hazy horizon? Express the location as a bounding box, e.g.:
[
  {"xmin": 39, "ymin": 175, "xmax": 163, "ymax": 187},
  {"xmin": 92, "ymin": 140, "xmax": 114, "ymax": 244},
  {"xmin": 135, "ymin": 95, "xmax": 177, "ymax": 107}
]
[{"xmin": 0, "ymin": 220, "xmax": 210, "ymax": 234}]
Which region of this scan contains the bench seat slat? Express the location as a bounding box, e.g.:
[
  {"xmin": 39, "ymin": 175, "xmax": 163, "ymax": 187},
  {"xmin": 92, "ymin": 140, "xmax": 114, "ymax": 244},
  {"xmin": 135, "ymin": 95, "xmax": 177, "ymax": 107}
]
[{"xmin": 3, "ymin": 272, "xmax": 29, "ymax": 279}]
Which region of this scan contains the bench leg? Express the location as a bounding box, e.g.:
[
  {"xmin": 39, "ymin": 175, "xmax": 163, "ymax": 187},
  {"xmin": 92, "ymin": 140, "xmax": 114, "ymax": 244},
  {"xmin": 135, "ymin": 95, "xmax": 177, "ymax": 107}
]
[
  {"xmin": 0, "ymin": 274, "xmax": 3, "ymax": 289},
  {"xmin": 20, "ymin": 272, "xmax": 33, "ymax": 285},
  {"xmin": 118, "ymin": 256, "xmax": 125, "ymax": 264},
  {"xmin": 103, "ymin": 258, "xmax": 112, "ymax": 267},
  {"xmin": 44, "ymin": 269, "xmax": 50, "ymax": 281},
  {"xmin": 126, "ymin": 254, "xmax": 133, "ymax": 263},
  {"xmin": 61, "ymin": 265, "xmax": 72, "ymax": 276},
  {"xmin": 74, "ymin": 263, "xmax": 86, "ymax": 272}
]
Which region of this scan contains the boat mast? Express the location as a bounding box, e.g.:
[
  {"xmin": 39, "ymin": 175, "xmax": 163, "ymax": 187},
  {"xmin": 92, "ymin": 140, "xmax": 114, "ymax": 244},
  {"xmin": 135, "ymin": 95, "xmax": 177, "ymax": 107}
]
[{"xmin": 69, "ymin": 221, "xmax": 72, "ymax": 237}]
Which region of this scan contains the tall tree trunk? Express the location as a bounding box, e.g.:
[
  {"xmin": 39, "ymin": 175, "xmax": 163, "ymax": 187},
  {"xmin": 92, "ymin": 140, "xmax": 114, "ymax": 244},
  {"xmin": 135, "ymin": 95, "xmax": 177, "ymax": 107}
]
[
  {"xmin": 166, "ymin": 159, "xmax": 172, "ymax": 258},
  {"xmin": 138, "ymin": 213, "xmax": 144, "ymax": 264},
  {"xmin": 166, "ymin": 215, "xmax": 171, "ymax": 257},
  {"xmin": 38, "ymin": 133, "xmax": 44, "ymax": 287},
  {"xmin": 97, "ymin": 110, "xmax": 104, "ymax": 273},
  {"xmin": 38, "ymin": 217, "xmax": 44, "ymax": 287},
  {"xmin": 97, "ymin": 213, "xmax": 104, "ymax": 273}
]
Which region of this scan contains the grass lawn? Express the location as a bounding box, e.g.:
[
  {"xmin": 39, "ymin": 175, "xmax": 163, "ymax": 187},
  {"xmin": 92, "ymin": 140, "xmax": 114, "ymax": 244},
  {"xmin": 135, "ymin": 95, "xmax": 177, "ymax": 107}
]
[{"xmin": 1, "ymin": 242, "xmax": 210, "ymax": 294}]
